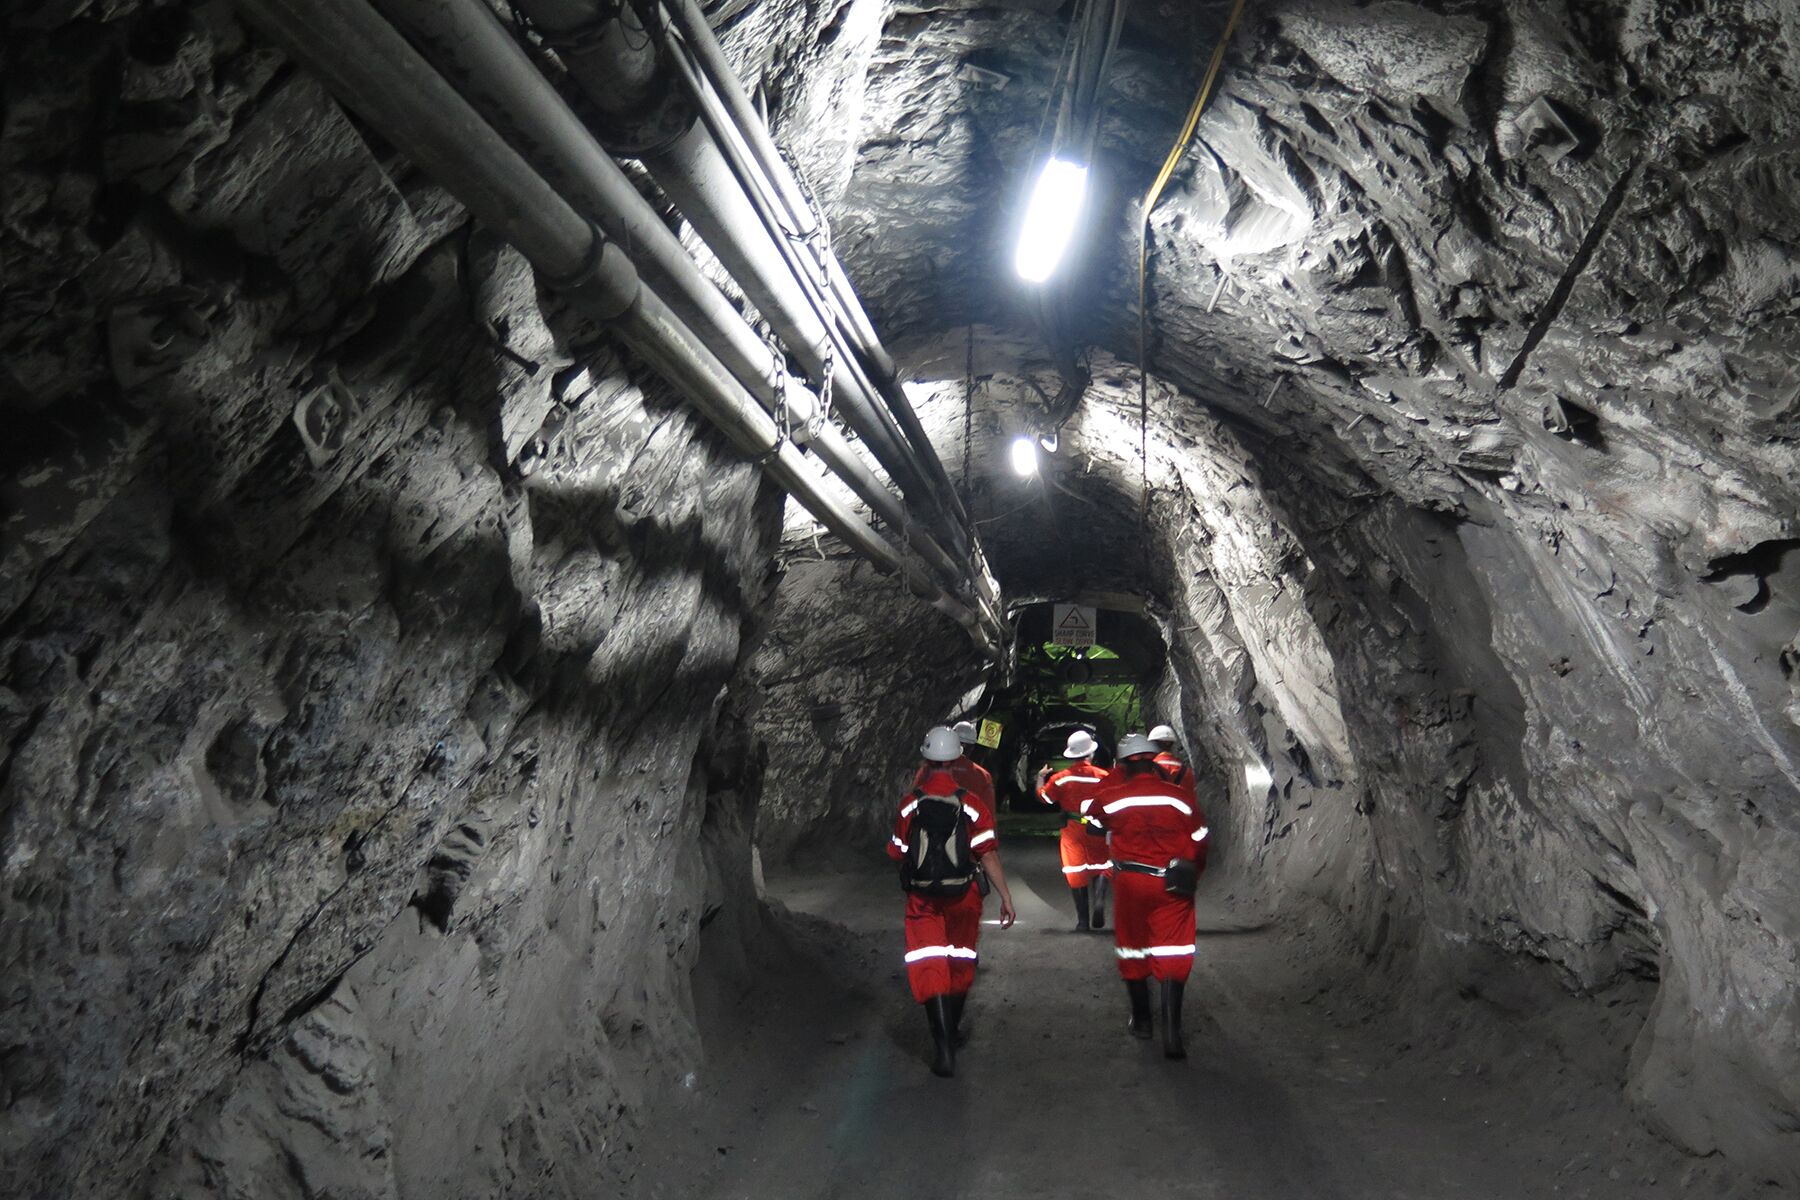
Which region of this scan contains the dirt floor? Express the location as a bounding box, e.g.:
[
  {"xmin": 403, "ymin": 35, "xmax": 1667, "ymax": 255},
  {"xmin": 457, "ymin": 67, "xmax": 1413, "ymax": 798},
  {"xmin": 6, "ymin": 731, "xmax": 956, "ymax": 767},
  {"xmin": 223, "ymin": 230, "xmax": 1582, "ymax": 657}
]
[{"xmin": 637, "ymin": 838, "xmax": 1784, "ymax": 1200}]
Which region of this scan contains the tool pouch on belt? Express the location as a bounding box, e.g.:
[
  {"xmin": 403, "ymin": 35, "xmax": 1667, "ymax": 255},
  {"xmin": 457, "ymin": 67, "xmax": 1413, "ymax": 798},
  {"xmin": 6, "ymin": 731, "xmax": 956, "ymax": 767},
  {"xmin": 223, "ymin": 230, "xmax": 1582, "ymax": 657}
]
[
  {"xmin": 975, "ymin": 863, "xmax": 992, "ymax": 897},
  {"xmin": 1162, "ymin": 857, "xmax": 1199, "ymax": 897}
]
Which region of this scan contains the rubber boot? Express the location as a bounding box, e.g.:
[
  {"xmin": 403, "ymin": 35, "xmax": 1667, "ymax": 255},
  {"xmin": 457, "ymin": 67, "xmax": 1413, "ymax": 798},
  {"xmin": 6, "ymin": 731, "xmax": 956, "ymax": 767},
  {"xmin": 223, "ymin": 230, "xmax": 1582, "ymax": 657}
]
[
  {"xmin": 947, "ymin": 991, "xmax": 970, "ymax": 1048},
  {"xmin": 925, "ymin": 996, "xmax": 956, "ymax": 1077},
  {"xmin": 1090, "ymin": 875, "xmax": 1109, "ymax": 930},
  {"xmin": 1071, "ymin": 886, "xmax": 1091, "ymax": 933},
  {"xmin": 1160, "ymin": 979, "xmax": 1187, "ymax": 1060},
  {"xmin": 1126, "ymin": 979, "xmax": 1154, "ymax": 1039}
]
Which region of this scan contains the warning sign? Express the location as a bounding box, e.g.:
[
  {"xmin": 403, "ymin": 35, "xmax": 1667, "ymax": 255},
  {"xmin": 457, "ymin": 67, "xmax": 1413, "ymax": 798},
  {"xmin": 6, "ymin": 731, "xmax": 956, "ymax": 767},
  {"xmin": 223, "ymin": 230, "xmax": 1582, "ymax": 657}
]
[
  {"xmin": 976, "ymin": 718, "xmax": 1003, "ymax": 749},
  {"xmin": 1051, "ymin": 603, "xmax": 1097, "ymax": 647}
]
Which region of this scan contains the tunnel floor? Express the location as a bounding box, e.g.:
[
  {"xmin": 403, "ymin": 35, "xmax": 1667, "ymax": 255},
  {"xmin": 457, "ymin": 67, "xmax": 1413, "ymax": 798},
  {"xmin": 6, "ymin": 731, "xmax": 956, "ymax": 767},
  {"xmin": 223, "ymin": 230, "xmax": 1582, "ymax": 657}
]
[{"xmin": 641, "ymin": 840, "xmax": 1768, "ymax": 1200}]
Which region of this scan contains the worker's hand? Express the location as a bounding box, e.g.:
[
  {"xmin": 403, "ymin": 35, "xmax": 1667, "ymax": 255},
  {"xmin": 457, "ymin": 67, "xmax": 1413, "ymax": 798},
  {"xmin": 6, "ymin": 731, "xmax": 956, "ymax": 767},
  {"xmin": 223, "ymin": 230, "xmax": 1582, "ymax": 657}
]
[{"xmin": 998, "ymin": 896, "xmax": 1017, "ymax": 929}]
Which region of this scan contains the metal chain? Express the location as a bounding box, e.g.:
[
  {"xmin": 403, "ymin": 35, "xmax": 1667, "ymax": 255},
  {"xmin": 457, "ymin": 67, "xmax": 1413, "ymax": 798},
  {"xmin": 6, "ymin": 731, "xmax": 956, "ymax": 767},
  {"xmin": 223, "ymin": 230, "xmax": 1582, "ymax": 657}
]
[
  {"xmin": 775, "ymin": 146, "xmax": 832, "ymax": 279},
  {"xmin": 753, "ymin": 316, "xmax": 791, "ymax": 465},
  {"xmin": 813, "ymin": 337, "xmax": 833, "ymax": 440}
]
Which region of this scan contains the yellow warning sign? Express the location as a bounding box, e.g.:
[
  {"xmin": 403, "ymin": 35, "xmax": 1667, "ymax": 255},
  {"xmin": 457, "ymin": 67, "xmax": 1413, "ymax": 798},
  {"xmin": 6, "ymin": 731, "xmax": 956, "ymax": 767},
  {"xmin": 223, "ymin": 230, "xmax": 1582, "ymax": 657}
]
[
  {"xmin": 1051, "ymin": 603, "xmax": 1097, "ymax": 647},
  {"xmin": 977, "ymin": 718, "xmax": 1003, "ymax": 749}
]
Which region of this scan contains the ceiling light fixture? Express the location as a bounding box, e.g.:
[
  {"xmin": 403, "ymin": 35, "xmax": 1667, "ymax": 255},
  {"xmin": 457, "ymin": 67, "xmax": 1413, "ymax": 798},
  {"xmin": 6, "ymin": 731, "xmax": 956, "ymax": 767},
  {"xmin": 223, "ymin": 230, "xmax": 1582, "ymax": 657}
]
[
  {"xmin": 1009, "ymin": 434, "xmax": 1040, "ymax": 477},
  {"xmin": 1014, "ymin": 156, "xmax": 1090, "ymax": 283}
]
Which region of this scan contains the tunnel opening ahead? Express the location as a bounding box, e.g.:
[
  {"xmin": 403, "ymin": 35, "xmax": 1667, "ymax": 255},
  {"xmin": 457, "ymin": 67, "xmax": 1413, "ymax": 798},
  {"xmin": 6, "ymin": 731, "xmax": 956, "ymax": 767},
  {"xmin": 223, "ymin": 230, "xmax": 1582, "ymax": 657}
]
[{"xmin": 967, "ymin": 601, "xmax": 1170, "ymax": 812}]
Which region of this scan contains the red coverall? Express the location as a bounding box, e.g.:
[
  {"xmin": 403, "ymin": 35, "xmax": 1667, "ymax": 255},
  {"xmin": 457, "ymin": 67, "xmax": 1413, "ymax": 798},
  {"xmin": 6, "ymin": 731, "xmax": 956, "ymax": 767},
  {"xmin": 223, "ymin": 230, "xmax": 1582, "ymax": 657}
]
[
  {"xmin": 1153, "ymin": 751, "xmax": 1194, "ymax": 794},
  {"xmin": 1039, "ymin": 760, "xmax": 1112, "ymax": 888},
  {"xmin": 1084, "ymin": 770, "xmax": 1208, "ymax": 981},
  {"xmin": 889, "ymin": 768, "xmax": 1000, "ymax": 1002}
]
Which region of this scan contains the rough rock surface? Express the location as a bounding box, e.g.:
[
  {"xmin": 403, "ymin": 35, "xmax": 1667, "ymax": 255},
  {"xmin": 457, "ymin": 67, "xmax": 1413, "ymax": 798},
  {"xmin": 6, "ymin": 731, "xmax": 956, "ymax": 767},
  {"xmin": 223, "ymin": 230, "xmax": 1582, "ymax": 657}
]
[
  {"xmin": 3, "ymin": 0, "xmax": 1798, "ymax": 1193},
  {"xmin": 756, "ymin": 0, "xmax": 1800, "ymax": 1182},
  {"xmin": 0, "ymin": 2, "xmax": 796, "ymax": 1195},
  {"xmin": 747, "ymin": 518, "xmax": 984, "ymax": 862}
]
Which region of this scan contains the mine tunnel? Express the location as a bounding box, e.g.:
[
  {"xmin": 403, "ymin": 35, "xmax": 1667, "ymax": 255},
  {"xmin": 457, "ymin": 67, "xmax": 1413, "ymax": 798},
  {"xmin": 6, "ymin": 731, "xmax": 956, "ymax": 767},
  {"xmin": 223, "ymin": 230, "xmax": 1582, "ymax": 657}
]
[{"xmin": 3, "ymin": 0, "xmax": 1799, "ymax": 1195}]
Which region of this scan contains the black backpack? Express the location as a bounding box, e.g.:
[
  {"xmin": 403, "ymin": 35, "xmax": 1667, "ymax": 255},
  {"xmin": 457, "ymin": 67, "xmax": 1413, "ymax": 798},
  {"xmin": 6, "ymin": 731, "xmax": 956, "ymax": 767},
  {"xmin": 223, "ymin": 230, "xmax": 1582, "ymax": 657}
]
[{"xmin": 900, "ymin": 788, "xmax": 975, "ymax": 896}]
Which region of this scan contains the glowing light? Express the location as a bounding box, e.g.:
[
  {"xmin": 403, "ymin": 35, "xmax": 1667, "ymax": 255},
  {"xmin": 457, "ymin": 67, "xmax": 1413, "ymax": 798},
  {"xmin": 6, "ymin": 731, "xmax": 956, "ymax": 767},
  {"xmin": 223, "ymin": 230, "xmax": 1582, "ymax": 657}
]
[
  {"xmin": 1014, "ymin": 157, "xmax": 1089, "ymax": 283},
  {"xmin": 1009, "ymin": 435, "xmax": 1039, "ymax": 477},
  {"xmin": 1244, "ymin": 761, "xmax": 1273, "ymax": 789}
]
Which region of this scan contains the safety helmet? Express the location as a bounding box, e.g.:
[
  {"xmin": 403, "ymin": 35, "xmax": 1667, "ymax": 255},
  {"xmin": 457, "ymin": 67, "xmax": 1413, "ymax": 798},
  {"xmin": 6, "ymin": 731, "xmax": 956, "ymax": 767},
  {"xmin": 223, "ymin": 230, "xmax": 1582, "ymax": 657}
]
[
  {"xmin": 1116, "ymin": 731, "xmax": 1159, "ymax": 760},
  {"xmin": 1148, "ymin": 724, "xmax": 1177, "ymax": 745},
  {"xmin": 921, "ymin": 725, "xmax": 964, "ymax": 762},
  {"xmin": 953, "ymin": 720, "xmax": 979, "ymax": 745},
  {"xmin": 1062, "ymin": 729, "xmax": 1098, "ymax": 759}
]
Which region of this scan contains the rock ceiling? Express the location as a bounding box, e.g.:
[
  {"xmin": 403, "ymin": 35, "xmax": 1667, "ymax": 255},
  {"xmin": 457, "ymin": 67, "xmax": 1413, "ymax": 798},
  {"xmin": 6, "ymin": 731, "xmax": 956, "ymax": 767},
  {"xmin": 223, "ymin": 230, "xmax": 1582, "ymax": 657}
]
[{"xmin": 755, "ymin": 0, "xmax": 1797, "ymax": 570}]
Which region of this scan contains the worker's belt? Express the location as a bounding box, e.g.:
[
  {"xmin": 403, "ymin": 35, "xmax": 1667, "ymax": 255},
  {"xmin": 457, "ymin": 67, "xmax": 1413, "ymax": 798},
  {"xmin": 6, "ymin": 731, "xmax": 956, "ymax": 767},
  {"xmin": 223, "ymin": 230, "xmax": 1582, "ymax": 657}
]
[{"xmin": 1116, "ymin": 858, "xmax": 1199, "ymax": 897}]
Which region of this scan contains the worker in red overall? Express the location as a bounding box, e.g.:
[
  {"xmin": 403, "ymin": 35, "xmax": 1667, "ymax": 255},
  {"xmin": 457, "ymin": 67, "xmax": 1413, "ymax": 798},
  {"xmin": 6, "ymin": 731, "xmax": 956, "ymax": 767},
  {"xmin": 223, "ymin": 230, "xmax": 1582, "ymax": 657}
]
[
  {"xmin": 1083, "ymin": 731, "xmax": 1208, "ymax": 1059},
  {"xmin": 1036, "ymin": 729, "xmax": 1112, "ymax": 931},
  {"xmin": 912, "ymin": 719, "xmax": 995, "ymax": 810},
  {"xmin": 890, "ymin": 725, "xmax": 1017, "ymax": 1077},
  {"xmin": 1148, "ymin": 723, "xmax": 1196, "ymax": 795}
]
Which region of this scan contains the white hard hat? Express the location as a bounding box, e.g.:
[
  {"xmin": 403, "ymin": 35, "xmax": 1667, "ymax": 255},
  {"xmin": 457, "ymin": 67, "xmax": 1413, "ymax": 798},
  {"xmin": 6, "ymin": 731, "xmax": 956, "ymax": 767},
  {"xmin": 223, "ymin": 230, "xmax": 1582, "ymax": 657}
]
[
  {"xmin": 953, "ymin": 720, "xmax": 979, "ymax": 745},
  {"xmin": 921, "ymin": 725, "xmax": 963, "ymax": 762},
  {"xmin": 1148, "ymin": 724, "xmax": 1177, "ymax": 744},
  {"xmin": 1117, "ymin": 731, "xmax": 1159, "ymax": 759},
  {"xmin": 1062, "ymin": 730, "xmax": 1098, "ymax": 759}
]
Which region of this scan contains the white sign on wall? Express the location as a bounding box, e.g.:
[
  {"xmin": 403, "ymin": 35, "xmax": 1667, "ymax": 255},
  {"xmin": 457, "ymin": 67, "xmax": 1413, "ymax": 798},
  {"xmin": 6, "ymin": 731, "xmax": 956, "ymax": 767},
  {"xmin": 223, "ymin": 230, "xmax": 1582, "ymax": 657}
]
[{"xmin": 1051, "ymin": 603, "xmax": 1097, "ymax": 647}]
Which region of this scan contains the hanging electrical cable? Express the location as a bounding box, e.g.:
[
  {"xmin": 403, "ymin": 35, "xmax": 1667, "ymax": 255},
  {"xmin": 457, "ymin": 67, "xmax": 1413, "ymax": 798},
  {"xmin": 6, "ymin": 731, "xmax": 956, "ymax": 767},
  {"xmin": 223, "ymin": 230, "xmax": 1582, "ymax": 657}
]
[{"xmin": 1135, "ymin": 0, "xmax": 1250, "ymax": 537}]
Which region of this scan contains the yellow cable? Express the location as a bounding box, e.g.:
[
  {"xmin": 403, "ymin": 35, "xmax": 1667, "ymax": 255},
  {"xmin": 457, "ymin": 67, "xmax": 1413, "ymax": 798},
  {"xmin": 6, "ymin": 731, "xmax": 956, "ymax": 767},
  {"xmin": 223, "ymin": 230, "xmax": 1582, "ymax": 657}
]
[{"xmin": 1137, "ymin": 0, "xmax": 1249, "ymax": 530}]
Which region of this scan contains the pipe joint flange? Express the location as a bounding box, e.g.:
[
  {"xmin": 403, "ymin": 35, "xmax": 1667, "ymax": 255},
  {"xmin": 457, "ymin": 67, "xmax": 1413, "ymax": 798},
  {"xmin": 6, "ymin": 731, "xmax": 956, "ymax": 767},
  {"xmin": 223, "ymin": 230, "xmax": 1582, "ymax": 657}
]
[
  {"xmin": 541, "ymin": 2, "xmax": 698, "ymax": 156},
  {"xmin": 538, "ymin": 220, "xmax": 607, "ymax": 292},
  {"xmin": 531, "ymin": 0, "xmax": 633, "ymax": 54},
  {"xmin": 539, "ymin": 224, "xmax": 635, "ymax": 321}
]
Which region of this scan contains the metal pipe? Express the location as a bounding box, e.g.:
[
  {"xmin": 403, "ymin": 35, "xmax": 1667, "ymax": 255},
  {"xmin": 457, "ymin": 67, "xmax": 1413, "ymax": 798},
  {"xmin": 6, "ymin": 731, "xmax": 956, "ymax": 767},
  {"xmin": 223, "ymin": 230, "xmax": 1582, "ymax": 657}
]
[
  {"xmin": 506, "ymin": 0, "xmax": 944, "ymax": 523},
  {"xmin": 502, "ymin": 0, "xmax": 993, "ymax": 623},
  {"xmin": 662, "ymin": 0, "xmax": 817, "ymax": 241},
  {"xmin": 233, "ymin": 0, "xmax": 991, "ymax": 640},
  {"xmin": 646, "ymin": 118, "xmax": 963, "ymax": 551},
  {"xmin": 647, "ymin": 53, "xmax": 974, "ymax": 560},
  {"xmin": 658, "ymin": 0, "xmax": 980, "ymax": 534},
  {"xmin": 371, "ymin": 0, "xmax": 985, "ymax": 610},
  {"xmin": 654, "ymin": 56, "xmax": 1011, "ymax": 619},
  {"xmin": 500, "ymin": 0, "xmax": 996, "ymax": 633}
]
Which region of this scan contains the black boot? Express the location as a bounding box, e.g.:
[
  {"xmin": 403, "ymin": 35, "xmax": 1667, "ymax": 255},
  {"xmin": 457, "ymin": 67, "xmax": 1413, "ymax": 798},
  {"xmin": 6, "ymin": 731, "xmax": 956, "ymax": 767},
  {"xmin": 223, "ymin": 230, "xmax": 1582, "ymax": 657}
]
[
  {"xmin": 1090, "ymin": 876, "xmax": 1108, "ymax": 930},
  {"xmin": 1071, "ymin": 887, "xmax": 1091, "ymax": 933},
  {"xmin": 925, "ymin": 996, "xmax": 956, "ymax": 1077},
  {"xmin": 946, "ymin": 992, "xmax": 970, "ymax": 1048},
  {"xmin": 1160, "ymin": 979, "xmax": 1187, "ymax": 1060},
  {"xmin": 1126, "ymin": 980, "xmax": 1153, "ymax": 1039}
]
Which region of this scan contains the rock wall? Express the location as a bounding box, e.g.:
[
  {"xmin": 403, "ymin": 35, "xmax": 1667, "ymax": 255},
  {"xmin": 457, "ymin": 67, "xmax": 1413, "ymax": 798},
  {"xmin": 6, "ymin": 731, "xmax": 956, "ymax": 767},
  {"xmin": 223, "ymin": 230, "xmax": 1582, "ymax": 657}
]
[
  {"xmin": 746, "ymin": 516, "xmax": 985, "ymax": 865},
  {"xmin": 6, "ymin": 0, "xmax": 1798, "ymax": 1190},
  {"xmin": 789, "ymin": 0, "xmax": 1800, "ymax": 1181},
  {"xmin": 793, "ymin": 325, "xmax": 1797, "ymax": 1184},
  {"xmin": 0, "ymin": 3, "xmax": 786, "ymax": 1195}
]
